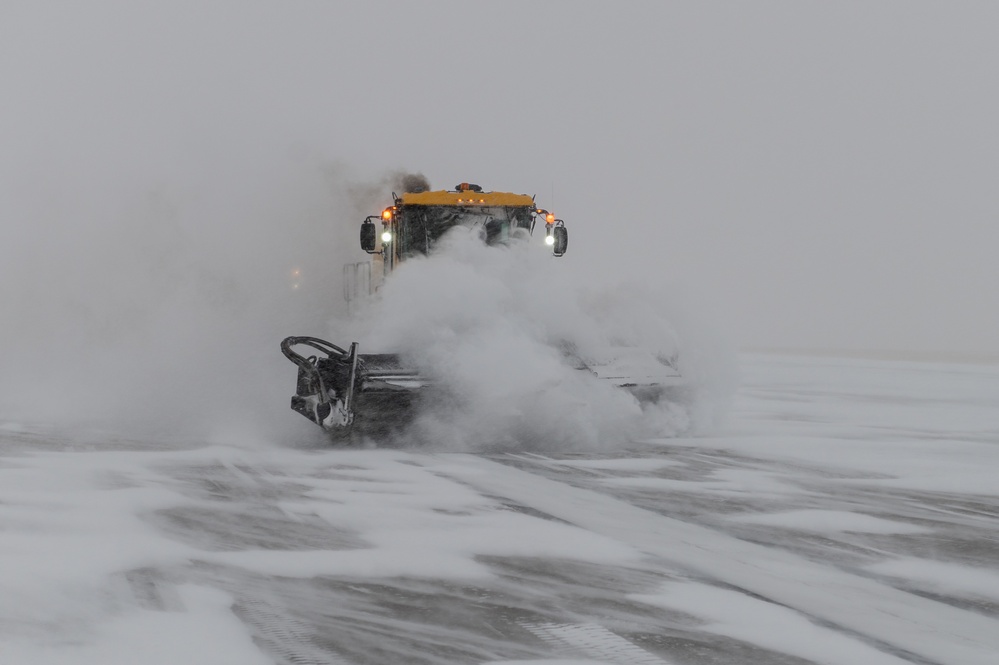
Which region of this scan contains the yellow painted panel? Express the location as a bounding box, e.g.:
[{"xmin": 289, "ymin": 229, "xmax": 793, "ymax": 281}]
[{"xmin": 399, "ymin": 190, "xmax": 535, "ymax": 207}]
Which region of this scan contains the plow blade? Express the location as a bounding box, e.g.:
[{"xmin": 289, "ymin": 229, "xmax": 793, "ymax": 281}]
[{"xmin": 282, "ymin": 338, "xmax": 688, "ymax": 440}]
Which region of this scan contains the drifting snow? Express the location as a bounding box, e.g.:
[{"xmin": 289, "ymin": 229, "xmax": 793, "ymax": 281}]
[
  {"xmin": 868, "ymin": 557, "xmax": 999, "ymax": 602},
  {"xmin": 548, "ymin": 458, "xmax": 683, "ymax": 472},
  {"xmin": 631, "ymin": 582, "xmax": 914, "ymax": 665},
  {"xmin": 597, "ymin": 467, "xmax": 805, "ymax": 500},
  {"xmin": 728, "ymin": 509, "xmax": 931, "ymax": 534},
  {"xmin": 2, "ymin": 354, "xmax": 997, "ymax": 664}
]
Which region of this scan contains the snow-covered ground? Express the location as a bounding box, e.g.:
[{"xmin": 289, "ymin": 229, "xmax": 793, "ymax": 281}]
[{"xmin": 1, "ymin": 353, "xmax": 997, "ymax": 664}]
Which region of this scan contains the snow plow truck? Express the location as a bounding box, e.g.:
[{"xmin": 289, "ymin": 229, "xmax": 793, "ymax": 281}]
[{"xmin": 280, "ymin": 182, "xmax": 682, "ymax": 438}]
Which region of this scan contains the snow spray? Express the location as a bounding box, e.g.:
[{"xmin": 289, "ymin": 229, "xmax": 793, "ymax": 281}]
[{"xmin": 334, "ymin": 227, "xmax": 737, "ymax": 451}]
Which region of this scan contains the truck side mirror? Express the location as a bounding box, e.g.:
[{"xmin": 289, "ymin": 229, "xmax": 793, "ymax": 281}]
[
  {"xmin": 553, "ymin": 225, "xmax": 568, "ymax": 257},
  {"xmin": 360, "ymin": 220, "xmax": 376, "ymax": 252}
]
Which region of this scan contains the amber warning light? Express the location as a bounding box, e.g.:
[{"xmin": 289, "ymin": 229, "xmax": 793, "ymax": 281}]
[{"xmin": 382, "ymin": 209, "xmax": 393, "ymax": 220}]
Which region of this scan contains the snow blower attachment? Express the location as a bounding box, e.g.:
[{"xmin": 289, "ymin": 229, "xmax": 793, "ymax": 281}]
[
  {"xmin": 281, "ymin": 336, "xmax": 427, "ymax": 436},
  {"xmin": 282, "ymin": 182, "xmax": 684, "ymax": 437}
]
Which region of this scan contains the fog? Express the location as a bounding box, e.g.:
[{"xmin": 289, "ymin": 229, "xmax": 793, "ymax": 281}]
[{"xmin": 2, "ymin": 2, "xmax": 996, "ymax": 435}]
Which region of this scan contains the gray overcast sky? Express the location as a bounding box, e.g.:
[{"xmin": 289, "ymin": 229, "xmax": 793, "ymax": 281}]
[{"xmin": 2, "ymin": 1, "xmax": 997, "ymax": 358}]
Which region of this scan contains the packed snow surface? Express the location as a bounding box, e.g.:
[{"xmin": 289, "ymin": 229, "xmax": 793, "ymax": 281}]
[{"xmin": 1, "ymin": 353, "xmax": 998, "ymax": 664}]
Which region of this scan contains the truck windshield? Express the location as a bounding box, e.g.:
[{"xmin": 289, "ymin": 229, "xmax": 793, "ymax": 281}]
[{"xmin": 398, "ymin": 206, "xmax": 533, "ymax": 256}]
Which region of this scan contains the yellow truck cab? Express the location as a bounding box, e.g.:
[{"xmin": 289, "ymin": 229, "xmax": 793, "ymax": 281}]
[{"xmin": 359, "ymin": 182, "xmax": 567, "ymax": 280}]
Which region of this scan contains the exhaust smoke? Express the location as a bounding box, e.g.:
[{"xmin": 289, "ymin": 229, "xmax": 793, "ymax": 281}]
[{"xmin": 396, "ymin": 172, "xmax": 431, "ymax": 194}]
